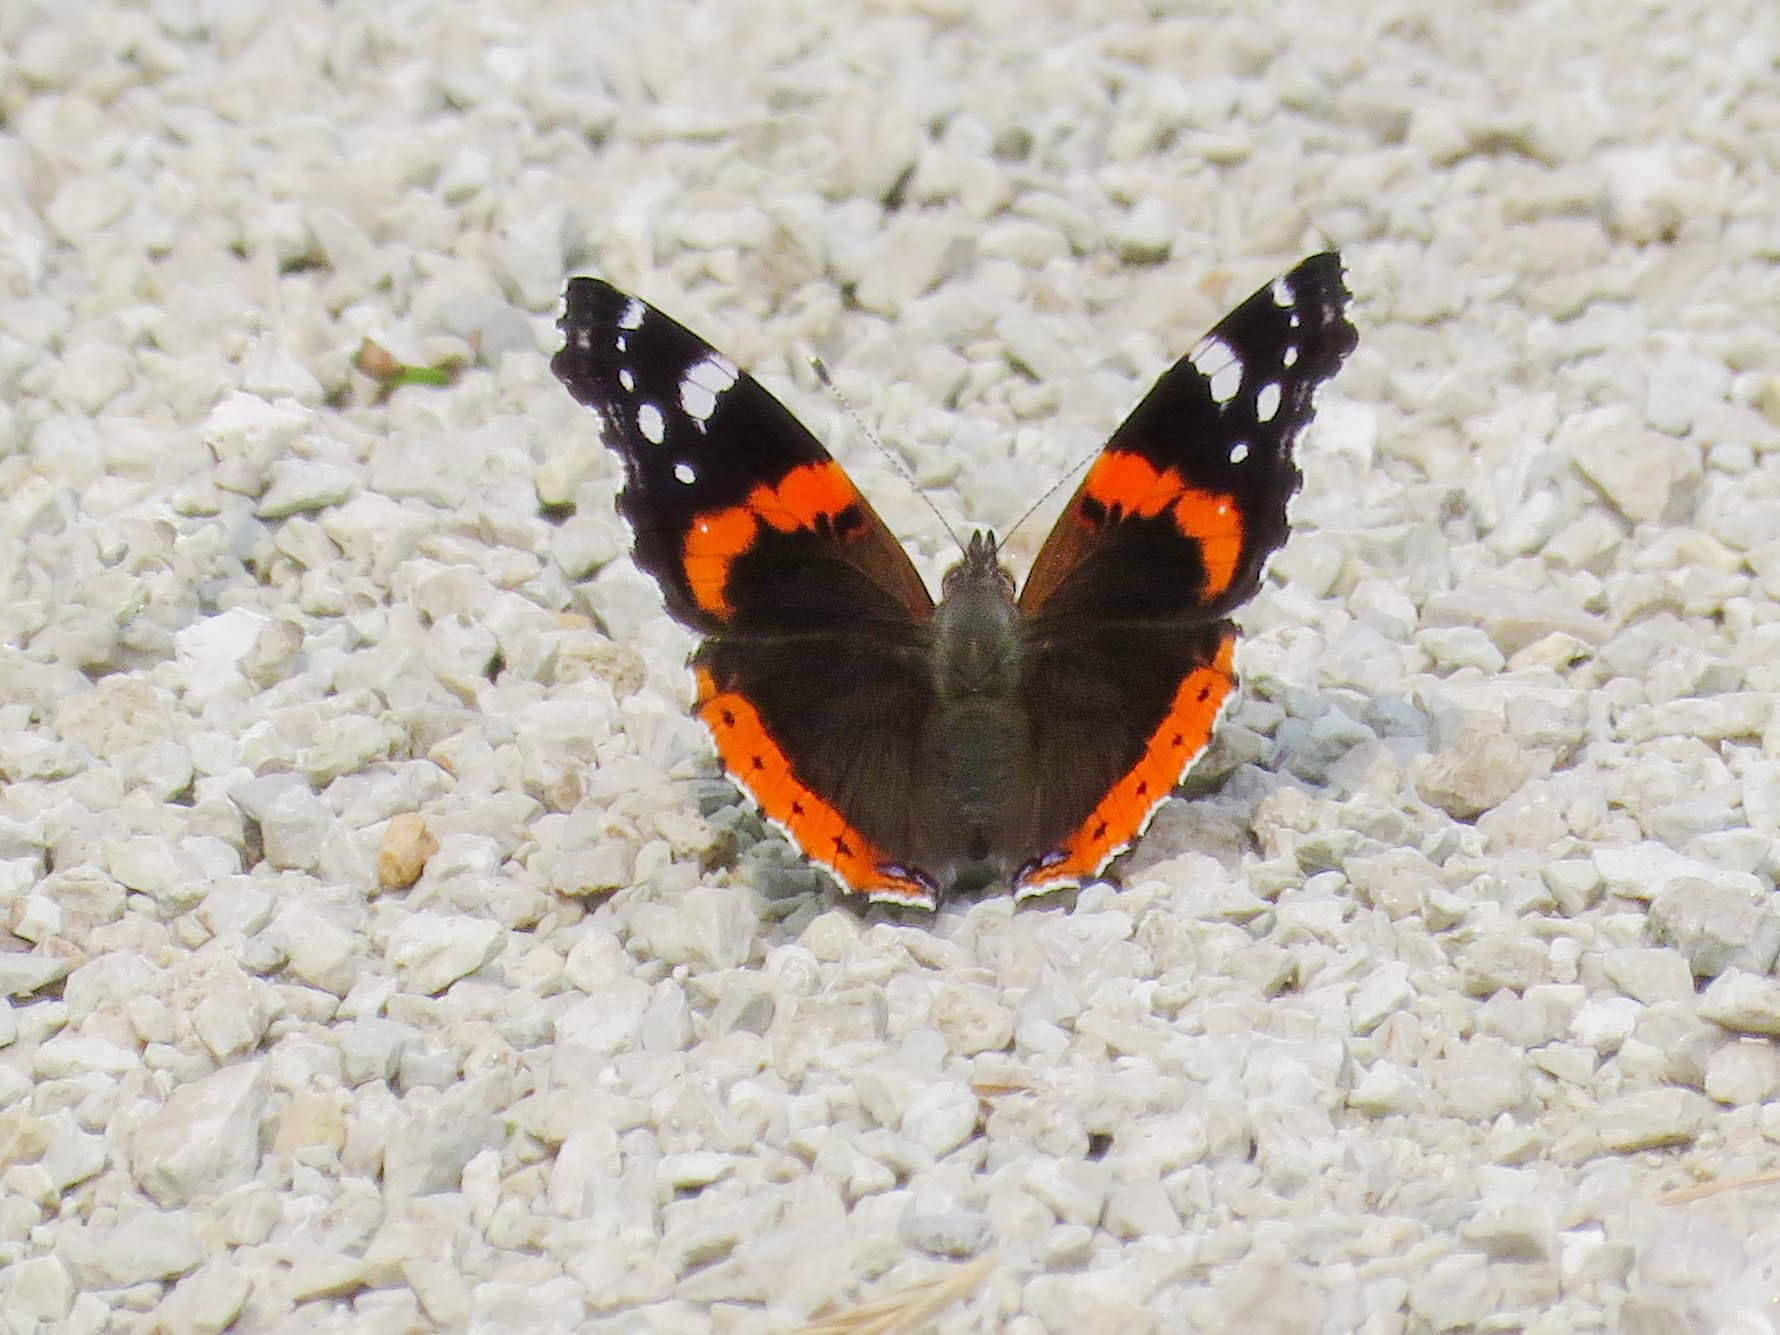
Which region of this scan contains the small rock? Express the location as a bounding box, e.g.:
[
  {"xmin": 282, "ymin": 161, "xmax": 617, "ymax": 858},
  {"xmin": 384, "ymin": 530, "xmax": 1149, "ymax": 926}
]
[
  {"xmin": 898, "ymin": 1204, "xmax": 991, "ymax": 1259},
  {"xmin": 1350, "ymin": 960, "xmax": 1414, "ymax": 1034},
  {"xmin": 188, "ymin": 958, "xmax": 275, "ymax": 1061},
  {"xmin": 1570, "ymin": 996, "xmax": 1642, "ymax": 1053},
  {"xmin": 1560, "ymin": 404, "xmax": 1700, "ymax": 524},
  {"xmin": 1350, "ymin": 1063, "xmax": 1422, "ymax": 1115},
  {"xmin": 155, "ymin": 1259, "xmax": 253, "ymax": 1335},
  {"xmin": 338, "ymin": 1017, "xmax": 418, "ymax": 1086},
  {"xmin": 34, "ymin": 1033, "xmax": 138, "ymax": 1079},
  {"xmin": 274, "ymin": 1092, "xmax": 349, "ymax": 1154},
  {"xmin": 1704, "ymin": 1039, "xmax": 1780, "ymax": 1106},
  {"xmin": 1645, "ymin": 345, "xmax": 1729, "ymax": 437},
  {"xmin": 1418, "ymin": 626, "xmax": 1507, "ymax": 674},
  {"xmin": 1592, "ymin": 843, "xmax": 1716, "ymax": 902},
  {"xmin": 130, "ymin": 1061, "xmax": 271, "ymax": 1206},
  {"xmin": 257, "ymin": 456, "xmax": 359, "ymax": 517},
  {"xmin": 2, "ymin": 1254, "xmax": 71, "ymax": 1323},
  {"xmin": 1417, "ymin": 719, "xmax": 1530, "ymax": 820},
  {"xmin": 0, "ymin": 954, "xmax": 74, "ymax": 996},
  {"xmin": 1699, "ymin": 969, "xmax": 1780, "ymax": 1035},
  {"xmin": 1650, "ymin": 877, "xmax": 1780, "ymax": 977},
  {"xmin": 58, "ymin": 1209, "xmax": 207, "ymax": 1288},
  {"xmin": 900, "ymin": 1080, "xmax": 979, "ymax": 1158},
  {"xmin": 930, "ymin": 982, "xmax": 1014, "ymax": 1056},
  {"xmin": 56, "ymin": 677, "xmax": 177, "ymax": 757},
  {"xmin": 1103, "ymin": 1176, "xmax": 1181, "ymax": 1239},
  {"xmin": 1433, "ymin": 1036, "xmax": 1527, "ymax": 1119},
  {"xmin": 1110, "ymin": 195, "xmax": 1177, "ymax": 263},
  {"xmin": 1459, "ymin": 936, "xmax": 1547, "ymax": 995},
  {"xmin": 1460, "ymin": 1194, "xmax": 1553, "ymax": 1263},
  {"xmin": 381, "ymin": 1082, "xmax": 504, "ymax": 1200},
  {"xmin": 269, "ymin": 901, "xmax": 362, "ymax": 996},
  {"xmin": 386, "ymin": 913, "xmax": 504, "ymax": 995},
  {"xmin": 1407, "ymin": 1251, "xmax": 1489, "ymax": 1331},
  {"xmin": 1600, "ymin": 947, "xmax": 1694, "ymax": 1004},
  {"xmin": 1595, "ymin": 1088, "xmax": 1709, "ymax": 1152},
  {"xmin": 378, "ymin": 814, "xmax": 439, "ymax": 890},
  {"xmin": 1023, "ymin": 1158, "xmax": 1109, "ymax": 1226}
]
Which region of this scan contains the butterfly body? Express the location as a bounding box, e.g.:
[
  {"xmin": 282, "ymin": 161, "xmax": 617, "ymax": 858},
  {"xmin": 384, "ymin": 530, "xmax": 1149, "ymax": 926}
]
[{"xmin": 553, "ymin": 255, "xmax": 1356, "ymax": 909}]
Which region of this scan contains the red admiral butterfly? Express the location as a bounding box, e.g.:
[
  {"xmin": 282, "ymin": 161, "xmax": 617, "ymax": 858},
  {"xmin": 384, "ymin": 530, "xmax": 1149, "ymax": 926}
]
[{"xmin": 553, "ymin": 254, "xmax": 1356, "ymax": 909}]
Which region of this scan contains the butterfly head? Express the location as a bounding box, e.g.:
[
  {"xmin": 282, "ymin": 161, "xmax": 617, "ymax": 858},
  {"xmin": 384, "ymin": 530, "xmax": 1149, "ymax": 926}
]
[{"xmin": 933, "ymin": 530, "xmax": 1020, "ymax": 703}]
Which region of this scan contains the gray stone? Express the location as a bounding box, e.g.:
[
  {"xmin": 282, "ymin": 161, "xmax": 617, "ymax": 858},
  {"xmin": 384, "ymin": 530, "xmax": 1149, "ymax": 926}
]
[
  {"xmin": 1649, "ymin": 877, "xmax": 1780, "ymax": 977},
  {"xmin": 1459, "ymin": 935, "xmax": 1548, "ymax": 995},
  {"xmin": 1704, "ymin": 1039, "xmax": 1780, "ymax": 1106},
  {"xmin": 1561, "ymin": 403, "xmax": 1701, "ymax": 524},
  {"xmin": 386, "ymin": 912, "xmax": 503, "ymax": 996},
  {"xmin": 900, "ymin": 1080, "xmax": 978, "ymax": 1158},
  {"xmin": 1351, "ymin": 961, "xmax": 1415, "ymax": 1034},
  {"xmin": 58, "ymin": 1209, "xmax": 207, "ymax": 1288},
  {"xmin": 257, "ymin": 456, "xmax": 360, "ymax": 517},
  {"xmin": 130, "ymin": 1060, "xmax": 270, "ymax": 1206},
  {"xmin": 1417, "ymin": 719, "xmax": 1530, "ymax": 820},
  {"xmin": 382, "ymin": 1081, "xmax": 504, "ymax": 1200},
  {"xmin": 1595, "ymin": 1088, "xmax": 1709, "ymax": 1152},
  {"xmin": 155, "ymin": 1259, "xmax": 252, "ymax": 1335},
  {"xmin": 1022, "ymin": 1158, "xmax": 1108, "ymax": 1226},
  {"xmin": 1407, "ymin": 1251, "xmax": 1489, "ymax": 1331},
  {"xmin": 1592, "ymin": 843, "xmax": 1717, "ymax": 902},
  {"xmin": 1, "ymin": 1254, "xmax": 71, "ymax": 1323},
  {"xmin": 1699, "ymin": 969, "xmax": 1780, "ymax": 1035},
  {"xmin": 1110, "ymin": 195, "xmax": 1177, "ymax": 263},
  {"xmin": 1600, "ymin": 947, "xmax": 1695, "ymax": 1004},
  {"xmin": 269, "ymin": 901, "xmax": 362, "ymax": 996}
]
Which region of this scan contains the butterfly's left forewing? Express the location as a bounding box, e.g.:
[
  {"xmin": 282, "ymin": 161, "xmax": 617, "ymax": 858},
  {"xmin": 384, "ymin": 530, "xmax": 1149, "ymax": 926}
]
[{"xmin": 1012, "ymin": 253, "xmax": 1357, "ymax": 896}]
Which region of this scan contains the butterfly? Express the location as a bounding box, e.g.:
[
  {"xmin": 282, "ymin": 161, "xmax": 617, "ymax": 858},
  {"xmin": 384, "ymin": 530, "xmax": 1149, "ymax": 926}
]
[{"xmin": 552, "ymin": 254, "xmax": 1356, "ymax": 909}]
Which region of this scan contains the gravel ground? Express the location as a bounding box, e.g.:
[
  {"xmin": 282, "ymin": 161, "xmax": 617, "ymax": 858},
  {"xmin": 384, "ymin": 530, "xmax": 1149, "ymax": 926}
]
[{"xmin": 3, "ymin": 2, "xmax": 1780, "ymax": 1332}]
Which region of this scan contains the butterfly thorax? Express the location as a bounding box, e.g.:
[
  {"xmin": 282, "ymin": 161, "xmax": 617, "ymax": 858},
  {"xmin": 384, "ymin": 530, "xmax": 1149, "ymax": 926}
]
[{"xmin": 921, "ymin": 531, "xmax": 1035, "ymax": 865}]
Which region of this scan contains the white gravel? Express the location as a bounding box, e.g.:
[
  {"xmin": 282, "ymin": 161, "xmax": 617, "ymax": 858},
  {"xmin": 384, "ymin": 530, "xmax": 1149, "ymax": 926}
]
[{"xmin": 3, "ymin": 2, "xmax": 1780, "ymax": 1332}]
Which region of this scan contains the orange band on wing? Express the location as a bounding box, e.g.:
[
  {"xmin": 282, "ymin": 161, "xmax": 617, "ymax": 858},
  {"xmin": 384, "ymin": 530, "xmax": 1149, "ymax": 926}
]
[
  {"xmin": 684, "ymin": 462, "xmax": 866, "ymax": 619},
  {"xmin": 694, "ymin": 667, "xmax": 935, "ymax": 905},
  {"xmin": 1080, "ymin": 452, "xmax": 1242, "ymax": 600},
  {"xmin": 1014, "ymin": 633, "xmax": 1236, "ymax": 896}
]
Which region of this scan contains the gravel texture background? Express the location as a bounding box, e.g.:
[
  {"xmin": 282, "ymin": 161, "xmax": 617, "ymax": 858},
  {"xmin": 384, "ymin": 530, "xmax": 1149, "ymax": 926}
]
[{"xmin": 3, "ymin": 2, "xmax": 1780, "ymax": 1332}]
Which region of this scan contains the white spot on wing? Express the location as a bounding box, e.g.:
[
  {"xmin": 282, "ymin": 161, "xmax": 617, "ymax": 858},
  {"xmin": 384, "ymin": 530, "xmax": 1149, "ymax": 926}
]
[
  {"xmin": 674, "ymin": 461, "xmax": 696, "ymax": 484},
  {"xmin": 681, "ymin": 380, "xmax": 716, "ymax": 421},
  {"xmin": 687, "ymin": 354, "xmax": 739, "ymax": 392},
  {"xmin": 1209, "ymin": 360, "xmax": 1242, "ymax": 405},
  {"xmin": 1255, "ymin": 382, "xmax": 1281, "ymax": 422},
  {"xmin": 1191, "ymin": 336, "xmax": 1243, "ymax": 405},
  {"xmin": 1271, "ymin": 275, "xmax": 1293, "ymax": 307},
  {"xmin": 680, "ymin": 355, "xmax": 739, "ymax": 423},
  {"xmin": 618, "ymin": 368, "xmax": 635, "ymax": 392},
  {"xmin": 1229, "ymin": 440, "xmax": 1250, "ymax": 464},
  {"xmin": 1282, "ymin": 345, "xmax": 1299, "ymax": 368},
  {"xmin": 618, "ymin": 299, "xmax": 645, "ymax": 330},
  {"xmin": 637, "ymin": 402, "xmax": 665, "ymax": 444}
]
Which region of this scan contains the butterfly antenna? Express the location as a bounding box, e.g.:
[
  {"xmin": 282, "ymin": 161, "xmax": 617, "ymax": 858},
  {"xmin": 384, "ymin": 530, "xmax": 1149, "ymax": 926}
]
[
  {"xmin": 1000, "ymin": 443, "xmax": 1095, "ymax": 548},
  {"xmin": 811, "ymin": 355, "xmax": 964, "ymax": 554}
]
